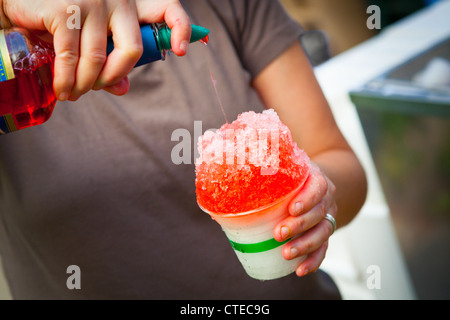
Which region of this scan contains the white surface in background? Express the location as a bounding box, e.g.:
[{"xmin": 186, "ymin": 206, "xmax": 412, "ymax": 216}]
[{"xmin": 318, "ymin": 0, "xmax": 450, "ymax": 299}]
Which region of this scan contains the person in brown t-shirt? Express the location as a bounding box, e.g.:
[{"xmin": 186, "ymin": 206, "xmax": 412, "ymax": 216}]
[{"xmin": 0, "ymin": 0, "xmax": 367, "ymax": 299}]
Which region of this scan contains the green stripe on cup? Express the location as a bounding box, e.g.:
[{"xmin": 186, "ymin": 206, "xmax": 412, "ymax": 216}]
[{"xmin": 228, "ymin": 238, "xmax": 290, "ymax": 253}]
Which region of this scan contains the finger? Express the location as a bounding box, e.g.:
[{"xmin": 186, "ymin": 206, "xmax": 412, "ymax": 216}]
[
  {"xmin": 288, "ymin": 164, "xmax": 328, "ymax": 216},
  {"xmin": 52, "ymin": 25, "xmax": 80, "ymax": 101},
  {"xmin": 101, "ymin": 77, "xmax": 130, "ymax": 96},
  {"xmin": 274, "ymin": 198, "xmax": 330, "ymax": 242},
  {"xmin": 296, "ymin": 241, "xmax": 328, "ymax": 277},
  {"xmin": 94, "ymin": 4, "xmax": 142, "ymax": 90},
  {"xmin": 162, "ymin": 2, "xmax": 191, "ymax": 56},
  {"xmin": 70, "ymin": 10, "xmax": 108, "ymax": 100},
  {"xmin": 136, "ymin": 0, "xmax": 191, "ymax": 56},
  {"xmin": 281, "ymin": 216, "xmax": 334, "ymax": 260}
]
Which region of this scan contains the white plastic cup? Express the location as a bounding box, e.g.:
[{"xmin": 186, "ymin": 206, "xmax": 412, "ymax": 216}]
[{"xmin": 198, "ymin": 182, "xmax": 307, "ymax": 280}]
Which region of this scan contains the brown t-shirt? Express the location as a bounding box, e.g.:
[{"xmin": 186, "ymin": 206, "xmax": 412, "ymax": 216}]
[{"xmin": 0, "ymin": 0, "xmax": 340, "ymax": 299}]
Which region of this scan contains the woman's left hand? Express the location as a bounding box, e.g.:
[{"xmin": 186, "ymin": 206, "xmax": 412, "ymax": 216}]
[{"xmin": 273, "ymin": 162, "xmax": 337, "ymax": 277}]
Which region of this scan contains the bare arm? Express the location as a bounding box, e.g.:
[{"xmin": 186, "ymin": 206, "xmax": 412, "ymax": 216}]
[{"xmin": 253, "ymin": 41, "xmax": 367, "ymax": 276}]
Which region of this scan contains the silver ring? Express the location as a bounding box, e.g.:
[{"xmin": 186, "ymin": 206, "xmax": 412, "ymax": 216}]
[{"xmin": 324, "ymin": 213, "xmax": 336, "ymax": 235}]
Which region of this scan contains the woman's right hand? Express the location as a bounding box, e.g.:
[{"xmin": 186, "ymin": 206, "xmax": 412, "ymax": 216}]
[{"xmin": 0, "ymin": 0, "xmax": 191, "ymax": 101}]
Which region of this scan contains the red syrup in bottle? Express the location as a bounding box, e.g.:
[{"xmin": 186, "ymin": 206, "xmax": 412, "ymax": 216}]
[{"xmin": 0, "ymin": 28, "xmax": 56, "ymax": 134}]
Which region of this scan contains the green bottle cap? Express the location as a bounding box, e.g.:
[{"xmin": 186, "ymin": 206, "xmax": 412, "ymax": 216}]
[{"xmin": 156, "ymin": 24, "xmax": 210, "ymax": 51}]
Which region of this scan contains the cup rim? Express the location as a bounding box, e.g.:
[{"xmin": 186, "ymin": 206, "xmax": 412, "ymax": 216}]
[{"xmin": 197, "ymin": 175, "xmax": 308, "ymax": 218}]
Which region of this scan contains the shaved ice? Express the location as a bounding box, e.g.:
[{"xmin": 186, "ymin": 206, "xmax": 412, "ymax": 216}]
[{"xmin": 195, "ymin": 109, "xmax": 310, "ymax": 214}]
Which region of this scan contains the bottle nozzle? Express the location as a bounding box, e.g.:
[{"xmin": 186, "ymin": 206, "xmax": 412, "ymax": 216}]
[{"xmin": 156, "ymin": 24, "xmax": 210, "ymax": 51}]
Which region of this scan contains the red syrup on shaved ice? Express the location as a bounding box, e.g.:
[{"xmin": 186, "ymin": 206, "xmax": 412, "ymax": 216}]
[{"xmin": 195, "ymin": 109, "xmax": 310, "ymax": 214}]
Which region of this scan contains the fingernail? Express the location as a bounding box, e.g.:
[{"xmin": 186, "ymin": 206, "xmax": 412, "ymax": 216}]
[
  {"xmin": 58, "ymin": 92, "xmax": 69, "ymax": 101},
  {"xmin": 280, "ymin": 226, "xmax": 291, "ymax": 240},
  {"xmin": 293, "ymin": 202, "xmax": 303, "ymax": 215},
  {"xmin": 290, "ymin": 247, "xmax": 299, "ymax": 259},
  {"xmin": 68, "ymin": 94, "xmax": 79, "ymax": 102},
  {"xmin": 301, "ymin": 267, "xmax": 309, "ymax": 276},
  {"xmin": 180, "ymin": 40, "xmax": 189, "ymax": 54}
]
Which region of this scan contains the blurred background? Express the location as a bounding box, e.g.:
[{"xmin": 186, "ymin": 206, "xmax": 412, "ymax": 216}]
[{"xmin": 281, "ymin": 0, "xmax": 450, "ymax": 299}]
